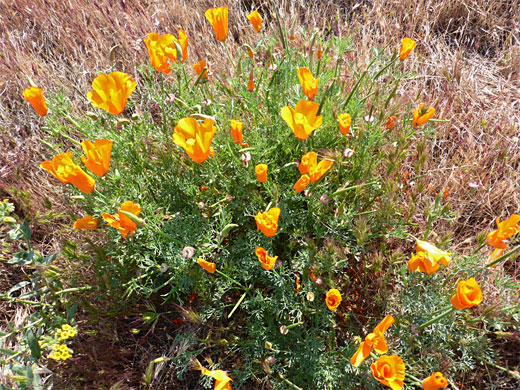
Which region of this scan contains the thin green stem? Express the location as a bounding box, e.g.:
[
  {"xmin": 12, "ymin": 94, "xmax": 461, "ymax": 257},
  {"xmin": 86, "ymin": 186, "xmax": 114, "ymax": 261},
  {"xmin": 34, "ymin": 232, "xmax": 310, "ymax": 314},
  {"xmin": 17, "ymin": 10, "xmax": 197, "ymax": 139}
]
[
  {"xmin": 415, "ymin": 306, "xmax": 455, "ymax": 331},
  {"xmin": 278, "ymin": 373, "xmax": 302, "ymax": 390},
  {"xmin": 471, "ymin": 353, "xmax": 520, "ymax": 380},
  {"xmin": 215, "ymin": 269, "xmax": 246, "ymax": 289},
  {"xmin": 228, "ymin": 286, "xmax": 251, "ymax": 319}
]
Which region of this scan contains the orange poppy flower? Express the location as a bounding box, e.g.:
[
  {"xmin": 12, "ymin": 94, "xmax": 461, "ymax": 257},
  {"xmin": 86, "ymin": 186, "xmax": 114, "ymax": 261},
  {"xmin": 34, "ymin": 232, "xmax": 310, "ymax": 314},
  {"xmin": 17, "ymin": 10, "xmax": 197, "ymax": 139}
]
[
  {"xmin": 23, "ymin": 87, "xmax": 48, "ymax": 116},
  {"xmin": 399, "ymin": 38, "xmax": 417, "ymax": 60},
  {"xmin": 230, "ymin": 120, "xmax": 243, "ymax": 144},
  {"xmin": 247, "ymin": 10, "xmax": 263, "ymax": 32},
  {"xmin": 281, "ymin": 100, "xmax": 323, "ymax": 140},
  {"xmin": 172, "ymin": 117, "xmax": 217, "ymax": 163},
  {"xmin": 423, "ymin": 372, "xmax": 448, "ymax": 390},
  {"xmin": 193, "ymin": 60, "xmax": 209, "ymax": 80},
  {"xmin": 205, "ymin": 7, "xmax": 228, "ymax": 42},
  {"xmin": 73, "ymin": 215, "xmax": 99, "ymax": 230},
  {"xmin": 370, "ymin": 355, "xmax": 405, "ymax": 390},
  {"xmin": 386, "ymin": 116, "xmax": 397, "ymax": 129},
  {"xmin": 255, "ymin": 207, "xmax": 280, "ymax": 237},
  {"xmin": 412, "ymin": 104, "xmax": 435, "ymax": 127},
  {"xmin": 102, "ymin": 201, "xmax": 141, "ymax": 239},
  {"xmin": 201, "ymin": 366, "xmax": 232, "ymax": 390},
  {"xmin": 197, "ymin": 258, "xmax": 216, "ymax": 274},
  {"xmin": 248, "ymin": 70, "xmax": 255, "ymax": 92},
  {"xmin": 177, "ymin": 29, "xmax": 189, "ymax": 63},
  {"xmin": 255, "ymin": 164, "xmax": 268, "ymax": 183},
  {"xmin": 351, "ymin": 315, "xmax": 394, "ymax": 367},
  {"xmin": 40, "ymin": 152, "xmax": 96, "ymax": 194},
  {"xmin": 294, "ymin": 174, "xmax": 310, "ymax": 193},
  {"xmin": 338, "ymin": 113, "xmax": 351, "ymax": 135},
  {"xmin": 81, "ymin": 139, "xmax": 113, "ymax": 177},
  {"xmin": 408, "ymin": 241, "xmax": 451, "ymax": 274},
  {"xmin": 451, "ymin": 278, "xmax": 483, "ymax": 310},
  {"xmin": 87, "ymin": 72, "xmax": 136, "ymax": 115},
  {"xmin": 297, "ymin": 67, "xmax": 319, "ymax": 100},
  {"xmin": 299, "ymin": 152, "xmax": 333, "ymax": 182},
  {"xmin": 325, "ymin": 288, "xmax": 342, "ymax": 311},
  {"xmin": 143, "ymin": 32, "xmax": 177, "ymax": 74},
  {"xmin": 255, "ymin": 247, "xmax": 277, "ymax": 271},
  {"xmin": 486, "ymin": 214, "xmax": 520, "ymax": 262}
]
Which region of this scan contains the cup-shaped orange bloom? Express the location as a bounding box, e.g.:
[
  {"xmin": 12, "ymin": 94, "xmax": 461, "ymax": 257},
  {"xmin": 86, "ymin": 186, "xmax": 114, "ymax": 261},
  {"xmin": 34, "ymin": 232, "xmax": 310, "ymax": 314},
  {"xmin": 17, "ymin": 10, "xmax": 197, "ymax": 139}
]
[
  {"xmin": 81, "ymin": 139, "xmax": 113, "ymax": 177},
  {"xmin": 73, "ymin": 215, "xmax": 99, "ymax": 230},
  {"xmin": 338, "ymin": 113, "xmax": 352, "ymax": 135},
  {"xmin": 299, "ymin": 153, "xmax": 313, "ymax": 175},
  {"xmin": 255, "ymin": 164, "xmax": 268, "ymax": 183},
  {"xmin": 255, "ymin": 247, "xmax": 277, "ymax": 271},
  {"xmin": 230, "ymin": 120, "xmax": 243, "ymax": 144},
  {"xmin": 294, "ymin": 174, "xmax": 310, "ymax": 193},
  {"xmin": 87, "ymin": 72, "xmax": 136, "ymax": 115},
  {"xmin": 197, "ymin": 258, "xmax": 216, "ymax": 274},
  {"xmin": 298, "ymin": 152, "xmax": 333, "ymax": 181},
  {"xmin": 201, "ymin": 367, "xmax": 232, "ymax": 390},
  {"xmin": 172, "ymin": 117, "xmax": 217, "ymax": 163},
  {"xmin": 371, "ymin": 355, "xmax": 405, "ymax": 390},
  {"xmin": 423, "ymin": 372, "xmax": 448, "ymax": 390},
  {"xmin": 205, "ymin": 7, "xmax": 228, "ymax": 42},
  {"xmin": 23, "ymin": 87, "xmax": 48, "ymax": 116},
  {"xmin": 144, "ymin": 33, "xmax": 177, "ymax": 74},
  {"xmin": 399, "ymin": 38, "xmax": 417, "ymax": 60},
  {"xmin": 255, "ymin": 207, "xmax": 280, "ymax": 237},
  {"xmin": 281, "ymin": 100, "xmax": 323, "ymax": 140},
  {"xmin": 408, "ymin": 241, "xmax": 451, "ymax": 274},
  {"xmin": 247, "ymin": 10, "xmax": 263, "ymax": 32},
  {"xmin": 486, "ymin": 215, "xmax": 520, "ymax": 261},
  {"xmin": 297, "ymin": 68, "xmax": 319, "ymax": 100},
  {"xmin": 102, "ymin": 201, "xmax": 141, "ymax": 239},
  {"xmin": 193, "ymin": 60, "xmax": 209, "ymax": 80},
  {"xmin": 412, "ymin": 104, "xmax": 435, "ymax": 127},
  {"xmin": 451, "ymin": 277, "xmax": 483, "ymax": 310},
  {"xmin": 325, "ymin": 288, "xmax": 342, "ymax": 311},
  {"xmin": 40, "ymin": 152, "xmax": 96, "ymax": 194},
  {"xmin": 351, "ymin": 315, "xmax": 394, "ymax": 367}
]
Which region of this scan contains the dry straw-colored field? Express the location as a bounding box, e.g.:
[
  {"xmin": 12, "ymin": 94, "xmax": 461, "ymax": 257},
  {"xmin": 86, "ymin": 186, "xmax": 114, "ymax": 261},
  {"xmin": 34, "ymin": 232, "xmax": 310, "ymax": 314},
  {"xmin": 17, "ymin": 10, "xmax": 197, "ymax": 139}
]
[{"xmin": 1, "ymin": 0, "xmax": 519, "ymax": 388}]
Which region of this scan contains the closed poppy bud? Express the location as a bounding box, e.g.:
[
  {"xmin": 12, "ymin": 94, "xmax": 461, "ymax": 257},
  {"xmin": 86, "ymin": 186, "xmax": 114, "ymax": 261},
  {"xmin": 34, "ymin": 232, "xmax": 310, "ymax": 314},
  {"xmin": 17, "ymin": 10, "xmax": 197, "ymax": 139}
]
[
  {"xmin": 371, "ymin": 355, "xmax": 405, "ymax": 390},
  {"xmin": 451, "ymin": 277, "xmax": 483, "ymax": 309},
  {"xmin": 102, "ymin": 201, "xmax": 141, "ymax": 238},
  {"xmin": 87, "ymin": 72, "xmax": 136, "ymax": 115},
  {"xmin": 255, "ymin": 207, "xmax": 280, "ymax": 237},
  {"xmin": 423, "ymin": 372, "xmax": 448, "ymax": 390},
  {"xmin": 197, "ymin": 257, "xmax": 216, "ymax": 274},
  {"xmin": 81, "ymin": 139, "xmax": 113, "ymax": 177},
  {"xmin": 255, "ymin": 164, "xmax": 268, "ymax": 183},
  {"xmin": 40, "ymin": 152, "xmax": 96, "ymax": 194},
  {"xmin": 230, "ymin": 120, "xmax": 243, "ymax": 144},
  {"xmin": 338, "ymin": 113, "xmax": 352, "ymax": 135},
  {"xmin": 412, "ymin": 104, "xmax": 435, "ymax": 127},
  {"xmin": 297, "ymin": 67, "xmax": 319, "ymax": 100},
  {"xmin": 325, "ymin": 288, "xmax": 342, "ymax": 311},
  {"xmin": 248, "ymin": 70, "xmax": 255, "ymax": 92},
  {"xmin": 294, "ymin": 174, "xmax": 310, "ymax": 193},
  {"xmin": 247, "ymin": 10, "xmax": 263, "ymax": 32},
  {"xmin": 73, "ymin": 215, "xmax": 99, "ymax": 230},
  {"xmin": 399, "ymin": 37, "xmax": 417, "ymax": 60},
  {"xmin": 255, "ymin": 247, "xmax": 278, "ymax": 271},
  {"xmin": 193, "ymin": 60, "xmax": 209, "ymax": 80},
  {"xmin": 205, "ymin": 7, "xmax": 228, "ymax": 42},
  {"xmin": 281, "ymin": 100, "xmax": 323, "ymax": 140},
  {"xmin": 23, "ymin": 87, "xmax": 48, "ymax": 116},
  {"xmin": 248, "ymin": 48, "xmax": 254, "ymax": 58}
]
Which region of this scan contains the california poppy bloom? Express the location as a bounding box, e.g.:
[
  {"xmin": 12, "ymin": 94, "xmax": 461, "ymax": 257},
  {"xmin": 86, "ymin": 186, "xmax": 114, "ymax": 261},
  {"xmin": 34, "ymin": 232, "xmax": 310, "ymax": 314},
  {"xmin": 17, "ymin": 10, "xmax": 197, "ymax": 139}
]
[
  {"xmin": 338, "ymin": 113, "xmax": 351, "ymax": 135},
  {"xmin": 399, "ymin": 37, "xmax": 417, "ymax": 60},
  {"xmin": 247, "ymin": 10, "xmax": 263, "ymax": 32},
  {"xmin": 423, "ymin": 372, "xmax": 448, "ymax": 390},
  {"xmin": 230, "ymin": 120, "xmax": 243, "ymax": 144},
  {"xmin": 255, "ymin": 247, "xmax": 277, "ymax": 271},
  {"xmin": 23, "ymin": 87, "xmax": 48, "ymax": 116},
  {"xmin": 87, "ymin": 72, "xmax": 136, "ymax": 115},
  {"xmin": 281, "ymin": 100, "xmax": 323, "ymax": 140},
  {"xmin": 255, "ymin": 164, "xmax": 268, "ymax": 183},
  {"xmin": 248, "ymin": 70, "xmax": 255, "ymax": 92},
  {"xmin": 486, "ymin": 214, "xmax": 520, "ymax": 262},
  {"xmin": 385, "ymin": 116, "xmax": 397, "ymax": 129},
  {"xmin": 255, "ymin": 207, "xmax": 280, "ymax": 237},
  {"xmin": 193, "ymin": 60, "xmax": 209, "ymax": 80},
  {"xmin": 412, "ymin": 104, "xmax": 435, "ymax": 127},
  {"xmin": 351, "ymin": 315, "xmax": 394, "ymax": 367},
  {"xmin": 451, "ymin": 277, "xmax": 483, "ymax": 310},
  {"xmin": 370, "ymin": 355, "xmax": 405, "ymax": 390},
  {"xmin": 197, "ymin": 258, "xmax": 216, "ymax": 274},
  {"xmin": 297, "ymin": 67, "xmax": 319, "ymax": 100},
  {"xmin": 294, "ymin": 174, "xmax": 310, "ymax": 193},
  {"xmin": 73, "ymin": 215, "xmax": 99, "ymax": 230},
  {"xmin": 299, "ymin": 152, "xmax": 333, "ymax": 182},
  {"xmin": 40, "ymin": 152, "xmax": 96, "ymax": 194},
  {"xmin": 201, "ymin": 366, "xmax": 232, "ymax": 390},
  {"xmin": 102, "ymin": 201, "xmax": 141, "ymax": 239},
  {"xmin": 408, "ymin": 241, "xmax": 451, "ymax": 274},
  {"xmin": 81, "ymin": 139, "xmax": 113, "ymax": 177},
  {"xmin": 205, "ymin": 7, "xmax": 228, "ymax": 42},
  {"xmin": 172, "ymin": 117, "xmax": 217, "ymax": 163},
  {"xmin": 325, "ymin": 288, "xmax": 342, "ymax": 311},
  {"xmin": 143, "ymin": 32, "xmax": 178, "ymax": 74}
]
